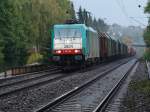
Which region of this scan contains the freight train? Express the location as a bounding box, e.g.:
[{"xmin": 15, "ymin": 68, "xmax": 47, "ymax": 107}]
[{"xmin": 51, "ymin": 21, "xmax": 135, "ymax": 66}]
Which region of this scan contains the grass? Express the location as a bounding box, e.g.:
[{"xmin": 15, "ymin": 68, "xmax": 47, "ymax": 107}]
[
  {"xmin": 143, "ymin": 51, "xmax": 150, "ymax": 61},
  {"xmin": 129, "ymin": 80, "xmax": 150, "ymax": 95}
]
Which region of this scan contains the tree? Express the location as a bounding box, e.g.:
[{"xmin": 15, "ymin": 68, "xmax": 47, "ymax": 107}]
[
  {"xmin": 70, "ymin": 3, "xmax": 76, "ymax": 19},
  {"xmin": 78, "ymin": 7, "xmax": 84, "ymax": 24},
  {"xmin": 0, "ymin": 37, "xmax": 4, "ymax": 71},
  {"xmin": 0, "ymin": 0, "xmax": 76, "ymax": 69},
  {"xmin": 144, "ymin": 1, "xmax": 150, "ymax": 45},
  {"xmin": 77, "ymin": 7, "xmax": 108, "ymax": 32},
  {"xmin": 0, "ymin": 0, "xmax": 27, "ymax": 68},
  {"xmin": 144, "ymin": 2, "xmax": 150, "ymax": 45}
]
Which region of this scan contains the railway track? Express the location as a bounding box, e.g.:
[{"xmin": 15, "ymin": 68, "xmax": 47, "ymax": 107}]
[
  {"xmin": 104, "ymin": 62, "xmax": 139, "ymax": 112},
  {"xmin": 0, "ymin": 66, "xmax": 61, "ymax": 87},
  {"xmin": 93, "ymin": 61, "xmax": 138, "ymax": 112},
  {"xmin": 0, "ymin": 63, "xmax": 107, "ymax": 97},
  {"xmin": 0, "ymin": 58, "xmax": 132, "ymax": 98},
  {"xmin": 0, "ymin": 67, "xmax": 62, "ymax": 97},
  {"xmin": 35, "ymin": 59, "xmax": 137, "ymax": 112}
]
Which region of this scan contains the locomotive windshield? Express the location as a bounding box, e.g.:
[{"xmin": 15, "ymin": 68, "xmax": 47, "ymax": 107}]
[{"xmin": 55, "ymin": 28, "xmax": 82, "ymax": 38}]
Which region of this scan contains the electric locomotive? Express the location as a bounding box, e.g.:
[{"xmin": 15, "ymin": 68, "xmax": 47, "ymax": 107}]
[{"xmin": 52, "ymin": 23, "xmax": 99, "ymax": 66}]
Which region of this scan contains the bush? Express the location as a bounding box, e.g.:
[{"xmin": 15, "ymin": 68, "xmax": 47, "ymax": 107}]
[
  {"xmin": 143, "ymin": 51, "xmax": 150, "ymax": 61},
  {"xmin": 130, "ymin": 80, "xmax": 150, "ymax": 94},
  {"xmin": 27, "ymin": 52, "xmax": 43, "ymax": 64}
]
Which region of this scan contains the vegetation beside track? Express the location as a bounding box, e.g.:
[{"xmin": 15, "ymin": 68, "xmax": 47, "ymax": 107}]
[
  {"xmin": 143, "ymin": 51, "xmax": 150, "ymax": 61},
  {"xmin": 121, "ymin": 80, "xmax": 150, "ymax": 112},
  {"xmin": 144, "ymin": 1, "xmax": 150, "ymax": 61},
  {"xmin": 120, "ymin": 61, "xmax": 150, "ymax": 112},
  {"xmin": 0, "ymin": 0, "xmax": 75, "ymax": 71},
  {"xmin": 129, "ymin": 80, "xmax": 150, "ymax": 94}
]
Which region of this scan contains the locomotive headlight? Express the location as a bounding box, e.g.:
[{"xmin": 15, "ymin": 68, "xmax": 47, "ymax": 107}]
[
  {"xmin": 56, "ymin": 50, "xmax": 62, "ymax": 54},
  {"xmin": 74, "ymin": 49, "xmax": 81, "ymax": 53},
  {"xmin": 75, "ymin": 50, "xmax": 79, "ymax": 53},
  {"xmin": 58, "ymin": 50, "xmax": 61, "ymax": 53}
]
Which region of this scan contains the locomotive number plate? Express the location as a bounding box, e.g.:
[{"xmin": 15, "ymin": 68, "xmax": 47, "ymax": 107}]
[{"xmin": 64, "ymin": 45, "xmax": 73, "ymax": 48}]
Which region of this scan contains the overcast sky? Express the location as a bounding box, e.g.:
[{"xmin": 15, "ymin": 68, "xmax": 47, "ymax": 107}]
[{"xmin": 71, "ymin": 0, "xmax": 148, "ymax": 27}]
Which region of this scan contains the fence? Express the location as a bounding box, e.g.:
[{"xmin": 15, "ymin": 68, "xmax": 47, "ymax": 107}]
[{"xmin": 9, "ymin": 64, "xmax": 49, "ymax": 76}]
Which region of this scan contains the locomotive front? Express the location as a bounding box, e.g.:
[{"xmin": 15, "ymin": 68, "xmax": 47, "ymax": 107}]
[{"xmin": 52, "ymin": 24, "xmax": 84, "ymax": 65}]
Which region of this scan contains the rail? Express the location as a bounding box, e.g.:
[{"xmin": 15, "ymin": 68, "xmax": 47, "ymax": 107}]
[
  {"xmin": 35, "ymin": 59, "xmax": 133, "ymax": 112},
  {"xmin": 93, "ymin": 60, "xmax": 137, "ymax": 112}
]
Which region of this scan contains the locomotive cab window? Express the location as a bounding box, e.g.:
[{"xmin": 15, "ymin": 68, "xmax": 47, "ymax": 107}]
[{"xmin": 55, "ymin": 29, "xmax": 82, "ymax": 38}]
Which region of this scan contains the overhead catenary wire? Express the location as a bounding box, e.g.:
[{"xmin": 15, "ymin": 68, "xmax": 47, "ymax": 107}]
[
  {"xmin": 115, "ymin": 0, "xmax": 147, "ymax": 27},
  {"xmin": 130, "ymin": 0, "xmax": 148, "ymax": 26},
  {"xmin": 130, "ymin": 16, "xmax": 149, "ymax": 18},
  {"xmin": 130, "ymin": 17, "xmax": 147, "ymax": 26},
  {"xmin": 115, "ymin": 0, "xmax": 127, "ymax": 16},
  {"xmin": 129, "ymin": 16, "xmax": 148, "ymax": 26},
  {"xmin": 115, "ymin": 0, "xmax": 134, "ymax": 25},
  {"xmin": 135, "ymin": 0, "xmax": 142, "ymax": 8}
]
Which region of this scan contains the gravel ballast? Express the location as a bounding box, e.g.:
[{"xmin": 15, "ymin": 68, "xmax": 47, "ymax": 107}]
[
  {"xmin": 0, "ymin": 58, "xmax": 131, "ymax": 112},
  {"xmin": 48, "ymin": 59, "xmax": 136, "ymax": 112}
]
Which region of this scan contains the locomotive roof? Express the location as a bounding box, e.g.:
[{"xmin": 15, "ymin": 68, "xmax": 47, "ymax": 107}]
[
  {"xmin": 54, "ymin": 24, "xmax": 97, "ymax": 33},
  {"xmin": 54, "ymin": 24, "xmax": 86, "ymax": 28}
]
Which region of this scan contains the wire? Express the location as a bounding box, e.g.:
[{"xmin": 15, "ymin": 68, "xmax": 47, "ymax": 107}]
[
  {"xmin": 130, "ymin": 16, "xmax": 149, "ymax": 18},
  {"xmin": 115, "ymin": 0, "xmax": 127, "ymax": 16},
  {"xmin": 130, "ymin": 17, "xmax": 147, "ymax": 26},
  {"xmin": 115, "ymin": 0, "xmax": 133, "ymax": 25},
  {"xmin": 119, "ymin": 0, "xmax": 128, "ymax": 16},
  {"xmin": 115, "ymin": 0, "xmax": 147, "ymax": 26},
  {"xmin": 135, "ymin": 0, "xmax": 142, "ymax": 8}
]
